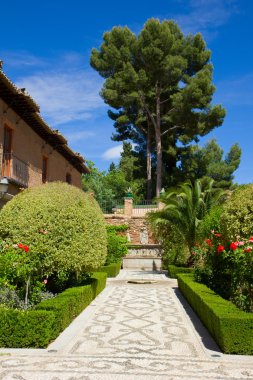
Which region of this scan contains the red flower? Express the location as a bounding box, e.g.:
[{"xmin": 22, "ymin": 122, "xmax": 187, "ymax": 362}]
[
  {"xmin": 214, "ymin": 233, "xmax": 222, "ymax": 237},
  {"xmin": 230, "ymin": 242, "xmax": 239, "ymax": 250},
  {"xmin": 205, "ymin": 239, "xmax": 212, "ymax": 247},
  {"xmin": 248, "ymin": 237, "xmax": 253, "ymax": 243},
  {"xmin": 217, "ymin": 245, "xmax": 225, "ymax": 253},
  {"xmin": 244, "ymin": 247, "xmax": 252, "ymax": 253},
  {"xmin": 17, "ymin": 243, "xmax": 29, "ymax": 252}
]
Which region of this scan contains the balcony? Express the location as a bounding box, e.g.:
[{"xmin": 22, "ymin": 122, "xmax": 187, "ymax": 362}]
[{"xmin": 1, "ymin": 153, "xmax": 29, "ymax": 188}]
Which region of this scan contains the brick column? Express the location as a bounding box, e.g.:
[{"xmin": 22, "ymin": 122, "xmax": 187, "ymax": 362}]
[{"xmin": 124, "ymin": 197, "xmax": 133, "ymax": 217}]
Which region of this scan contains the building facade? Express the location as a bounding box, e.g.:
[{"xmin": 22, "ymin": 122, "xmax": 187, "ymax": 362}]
[{"xmin": 0, "ymin": 66, "xmax": 89, "ymax": 206}]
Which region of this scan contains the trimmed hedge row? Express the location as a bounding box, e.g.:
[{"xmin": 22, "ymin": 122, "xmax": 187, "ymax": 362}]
[
  {"xmin": 178, "ymin": 274, "xmax": 253, "ymax": 354},
  {"xmin": 0, "ymin": 272, "xmax": 107, "ymax": 348},
  {"xmin": 98, "ymin": 262, "xmax": 121, "ymax": 277},
  {"xmin": 168, "ymin": 265, "xmax": 194, "ymax": 279}
]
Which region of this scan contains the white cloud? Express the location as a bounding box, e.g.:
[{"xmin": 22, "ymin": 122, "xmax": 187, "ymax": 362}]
[
  {"xmin": 171, "ymin": 0, "xmax": 238, "ymax": 38},
  {"xmin": 1, "ymin": 51, "xmax": 46, "ymax": 68},
  {"xmin": 102, "ymin": 145, "xmax": 123, "ymax": 160},
  {"xmin": 16, "ymin": 69, "xmax": 105, "ymax": 126},
  {"xmin": 65, "ymin": 130, "xmax": 95, "ymax": 143}
]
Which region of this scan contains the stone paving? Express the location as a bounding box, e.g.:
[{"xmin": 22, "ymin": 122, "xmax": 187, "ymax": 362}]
[{"xmin": 1, "ymin": 270, "xmax": 253, "ymax": 379}]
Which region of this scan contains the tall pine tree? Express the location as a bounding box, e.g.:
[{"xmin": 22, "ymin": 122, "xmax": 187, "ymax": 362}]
[{"xmin": 91, "ymin": 19, "xmax": 225, "ymax": 197}]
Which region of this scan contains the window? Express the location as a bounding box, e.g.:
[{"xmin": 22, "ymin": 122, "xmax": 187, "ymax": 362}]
[
  {"xmin": 42, "ymin": 156, "xmax": 48, "ymax": 183},
  {"xmin": 66, "ymin": 173, "xmax": 72, "ymax": 184},
  {"xmin": 3, "ymin": 126, "xmax": 12, "ymax": 176}
]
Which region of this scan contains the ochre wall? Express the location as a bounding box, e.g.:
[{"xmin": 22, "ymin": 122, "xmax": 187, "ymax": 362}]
[{"xmin": 0, "ymin": 98, "xmax": 81, "ymax": 193}]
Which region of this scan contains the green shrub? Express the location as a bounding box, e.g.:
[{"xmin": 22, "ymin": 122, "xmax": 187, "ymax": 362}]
[
  {"xmin": 0, "ymin": 182, "xmax": 107, "ymax": 284},
  {"xmin": 178, "ymin": 274, "xmax": 253, "ymax": 354},
  {"xmin": 197, "ymin": 205, "xmax": 224, "ymax": 240},
  {"xmin": 36, "ymin": 284, "xmax": 94, "ymax": 338},
  {"xmin": 90, "ymin": 272, "xmax": 107, "ymax": 296},
  {"xmin": 0, "ymin": 272, "xmax": 107, "ymax": 348},
  {"xmin": 106, "ymin": 225, "xmax": 128, "ymax": 264},
  {"xmin": 0, "ymin": 307, "xmax": 55, "ymax": 348},
  {"xmin": 98, "ymin": 262, "xmax": 121, "ymax": 277},
  {"xmin": 221, "ymin": 184, "xmax": 253, "ymax": 241},
  {"xmin": 168, "ymin": 265, "xmax": 194, "ymax": 279},
  {"xmin": 149, "ymin": 218, "xmax": 189, "ymax": 266}
]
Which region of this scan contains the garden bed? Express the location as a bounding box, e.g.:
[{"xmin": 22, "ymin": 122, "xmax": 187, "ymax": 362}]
[
  {"xmin": 0, "ymin": 272, "xmax": 107, "ymax": 348},
  {"xmin": 178, "ymin": 274, "xmax": 253, "ymax": 354}
]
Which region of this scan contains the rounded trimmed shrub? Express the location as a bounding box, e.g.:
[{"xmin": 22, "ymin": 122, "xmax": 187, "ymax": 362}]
[
  {"xmin": 0, "ymin": 182, "xmax": 107, "ymax": 275},
  {"xmin": 221, "ymin": 184, "xmax": 253, "ymax": 241}
]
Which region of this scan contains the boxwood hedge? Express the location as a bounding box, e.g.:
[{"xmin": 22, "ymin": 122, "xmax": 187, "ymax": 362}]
[
  {"xmin": 168, "ymin": 265, "xmax": 194, "ymax": 279},
  {"xmin": 98, "ymin": 262, "xmax": 121, "ymax": 277},
  {"xmin": 0, "ymin": 272, "xmax": 107, "ymax": 348},
  {"xmin": 178, "ymin": 274, "xmax": 253, "ymax": 354}
]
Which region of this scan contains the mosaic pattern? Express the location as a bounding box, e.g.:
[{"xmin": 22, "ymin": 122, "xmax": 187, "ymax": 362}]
[
  {"xmin": 68, "ymin": 285, "xmax": 203, "ymax": 358},
  {"xmin": 1, "ymin": 355, "xmax": 253, "ymax": 379},
  {"xmin": 1, "ymin": 271, "xmax": 253, "ymax": 379}
]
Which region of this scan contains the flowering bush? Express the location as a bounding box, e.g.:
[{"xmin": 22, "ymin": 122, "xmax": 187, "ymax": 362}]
[
  {"xmin": 0, "ymin": 241, "xmax": 54, "ymax": 308},
  {"xmin": 194, "ymin": 233, "xmax": 253, "ymax": 312},
  {"xmin": 0, "ymin": 182, "xmax": 108, "ymax": 307}
]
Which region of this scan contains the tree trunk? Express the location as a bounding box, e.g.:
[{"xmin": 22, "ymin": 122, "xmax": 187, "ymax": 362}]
[
  {"xmin": 139, "ymin": 89, "xmax": 162, "ymax": 198},
  {"xmin": 25, "ymin": 275, "xmax": 30, "ymax": 309},
  {"xmin": 147, "ymin": 120, "xmax": 152, "ymax": 200},
  {"xmin": 155, "ymin": 86, "xmax": 162, "ymax": 198}
]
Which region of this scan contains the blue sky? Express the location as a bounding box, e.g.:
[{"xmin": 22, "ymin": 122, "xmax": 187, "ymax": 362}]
[{"xmin": 0, "ymin": 0, "xmax": 252, "ymax": 183}]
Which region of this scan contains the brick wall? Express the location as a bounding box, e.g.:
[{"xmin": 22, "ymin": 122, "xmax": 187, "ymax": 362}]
[{"xmin": 105, "ymin": 215, "xmax": 157, "ymax": 245}]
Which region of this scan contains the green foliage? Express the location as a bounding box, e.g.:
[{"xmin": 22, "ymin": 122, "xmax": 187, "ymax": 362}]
[
  {"xmin": 98, "ymin": 262, "xmax": 121, "ymax": 277},
  {"xmin": 178, "ymin": 274, "xmax": 253, "ymax": 354},
  {"xmin": 90, "ymin": 272, "xmax": 107, "ymax": 297},
  {"xmin": 0, "ymin": 308, "xmax": 55, "ymax": 348},
  {"xmin": 106, "ymin": 224, "xmax": 129, "ymax": 233},
  {"xmin": 197, "ymin": 205, "xmax": 224, "ymax": 240},
  {"xmin": 106, "ymin": 225, "xmax": 128, "ymax": 264},
  {"xmin": 91, "ymin": 19, "xmax": 226, "ymax": 196},
  {"xmin": 179, "ymin": 139, "xmax": 241, "ymax": 189},
  {"xmin": 149, "ymin": 178, "xmax": 225, "ymax": 256},
  {"xmin": 221, "ymin": 185, "xmax": 253, "ymax": 241},
  {"xmin": 0, "ymin": 286, "xmax": 54, "ymax": 310},
  {"xmin": 82, "ymin": 160, "xmax": 116, "ymax": 205},
  {"xmin": 82, "ymin": 151, "xmax": 145, "ymax": 206},
  {"xmin": 168, "ymin": 265, "xmax": 194, "ymax": 279},
  {"xmin": 0, "ymin": 182, "xmax": 107, "ymax": 281},
  {"xmin": 149, "ymin": 218, "xmax": 189, "ymax": 266},
  {"xmin": 193, "ymin": 234, "xmax": 253, "ymax": 311},
  {"xmin": 36, "ymin": 285, "xmax": 94, "ymax": 339}
]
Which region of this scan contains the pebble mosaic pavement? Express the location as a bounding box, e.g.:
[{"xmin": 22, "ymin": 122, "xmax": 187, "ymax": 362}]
[{"xmin": 0, "ymin": 270, "xmax": 253, "ymax": 380}]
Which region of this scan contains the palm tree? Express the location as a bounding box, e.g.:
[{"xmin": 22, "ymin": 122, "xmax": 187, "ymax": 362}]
[{"xmin": 149, "ymin": 178, "xmax": 225, "ymax": 255}]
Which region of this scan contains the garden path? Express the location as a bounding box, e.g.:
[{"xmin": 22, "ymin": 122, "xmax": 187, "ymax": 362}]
[{"xmin": 0, "ymin": 270, "xmax": 253, "ymax": 379}]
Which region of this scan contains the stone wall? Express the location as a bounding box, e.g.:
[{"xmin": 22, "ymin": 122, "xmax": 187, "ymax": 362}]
[{"xmin": 105, "ymin": 215, "xmax": 157, "ymax": 245}]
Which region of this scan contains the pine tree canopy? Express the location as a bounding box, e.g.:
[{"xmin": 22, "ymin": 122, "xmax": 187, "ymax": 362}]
[{"xmin": 90, "ymin": 19, "xmax": 227, "ymax": 197}]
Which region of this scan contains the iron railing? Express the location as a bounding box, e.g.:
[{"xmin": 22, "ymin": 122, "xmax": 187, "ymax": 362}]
[
  {"xmin": 98, "ymin": 198, "xmax": 124, "ymax": 214},
  {"xmin": 1, "ymin": 153, "xmax": 29, "ymax": 187},
  {"xmin": 98, "ymin": 197, "xmax": 158, "ymax": 215},
  {"xmin": 132, "ymin": 200, "xmax": 158, "ymax": 216}
]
